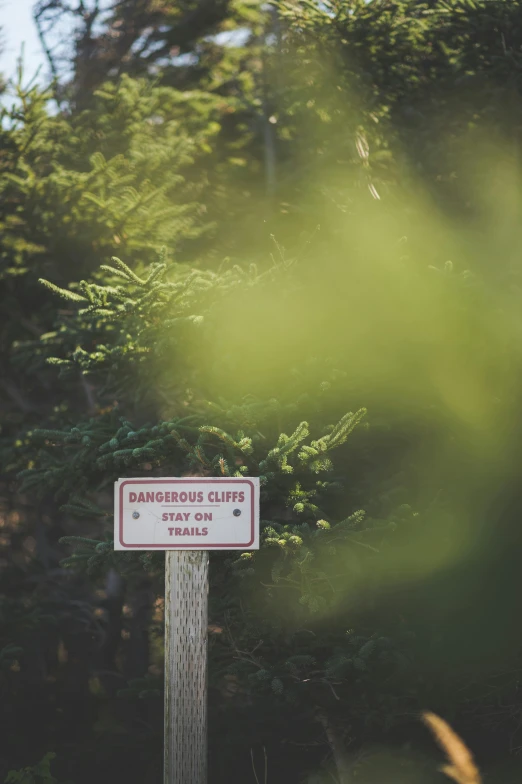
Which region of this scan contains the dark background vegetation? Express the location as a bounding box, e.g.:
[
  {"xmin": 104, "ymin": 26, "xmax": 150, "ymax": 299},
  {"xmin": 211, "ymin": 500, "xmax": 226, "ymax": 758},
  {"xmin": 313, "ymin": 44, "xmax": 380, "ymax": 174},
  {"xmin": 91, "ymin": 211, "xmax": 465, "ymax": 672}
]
[{"xmin": 3, "ymin": 1, "xmax": 522, "ymax": 782}]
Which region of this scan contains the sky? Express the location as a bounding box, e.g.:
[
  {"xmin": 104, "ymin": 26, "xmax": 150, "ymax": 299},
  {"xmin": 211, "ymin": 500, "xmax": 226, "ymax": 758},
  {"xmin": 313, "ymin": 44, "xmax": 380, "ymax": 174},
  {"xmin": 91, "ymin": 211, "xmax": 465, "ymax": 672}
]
[{"xmin": 0, "ymin": 0, "xmax": 47, "ymax": 84}]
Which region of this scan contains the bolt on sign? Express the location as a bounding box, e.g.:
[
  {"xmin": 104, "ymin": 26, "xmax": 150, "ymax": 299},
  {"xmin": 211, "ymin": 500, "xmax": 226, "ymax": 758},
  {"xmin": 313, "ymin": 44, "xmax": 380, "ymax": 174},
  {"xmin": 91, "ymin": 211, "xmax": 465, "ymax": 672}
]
[{"xmin": 114, "ymin": 476, "xmax": 260, "ymax": 784}]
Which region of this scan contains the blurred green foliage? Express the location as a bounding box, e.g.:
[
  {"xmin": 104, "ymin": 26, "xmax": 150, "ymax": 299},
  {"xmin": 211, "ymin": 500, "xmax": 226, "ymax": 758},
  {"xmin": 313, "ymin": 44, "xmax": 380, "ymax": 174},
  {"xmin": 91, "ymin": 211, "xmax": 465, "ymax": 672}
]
[
  {"xmin": 3, "ymin": 2, "xmax": 522, "ymax": 784},
  {"xmin": 5, "ymin": 754, "xmax": 64, "ymax": 784}
]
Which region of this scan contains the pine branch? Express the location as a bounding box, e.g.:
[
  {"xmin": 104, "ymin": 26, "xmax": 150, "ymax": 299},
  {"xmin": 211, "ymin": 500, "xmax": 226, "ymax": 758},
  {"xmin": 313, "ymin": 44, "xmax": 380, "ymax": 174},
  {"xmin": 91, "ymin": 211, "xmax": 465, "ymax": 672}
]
[{"xmin": 39, "ymin": 278, "xmax": 88, "ymax": 302}]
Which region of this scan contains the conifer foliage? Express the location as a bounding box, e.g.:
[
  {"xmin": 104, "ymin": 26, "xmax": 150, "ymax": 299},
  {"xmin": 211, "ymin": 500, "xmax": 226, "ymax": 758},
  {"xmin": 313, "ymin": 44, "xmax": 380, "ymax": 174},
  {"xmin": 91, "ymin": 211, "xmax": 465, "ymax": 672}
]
[
  {"xmin": 4, "ymin": 246, "xmax": 420, "ymax": 782},
  {"xmin": 5, "ymin": 1, "xmax": 522, "ymax": 783}
]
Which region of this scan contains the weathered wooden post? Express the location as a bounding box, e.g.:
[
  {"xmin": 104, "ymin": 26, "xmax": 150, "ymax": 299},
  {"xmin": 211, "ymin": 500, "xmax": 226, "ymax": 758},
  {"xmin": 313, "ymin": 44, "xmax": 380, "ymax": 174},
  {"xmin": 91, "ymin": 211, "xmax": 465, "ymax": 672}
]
[
  {"xmin": 114, "ymin": 477, "xmax": 259, "ymax": 784},
  {"xmin": 164, "ymin": 550, "xmax": 208, "ymax": 784}
]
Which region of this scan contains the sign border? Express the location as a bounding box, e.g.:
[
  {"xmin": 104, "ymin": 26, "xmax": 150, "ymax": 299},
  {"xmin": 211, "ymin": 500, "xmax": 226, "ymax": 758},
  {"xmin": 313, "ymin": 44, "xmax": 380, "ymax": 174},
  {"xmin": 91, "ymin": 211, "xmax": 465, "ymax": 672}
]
[{"xmin": 117, "ymin": 478, "xmax": 257, "ymax": 549}]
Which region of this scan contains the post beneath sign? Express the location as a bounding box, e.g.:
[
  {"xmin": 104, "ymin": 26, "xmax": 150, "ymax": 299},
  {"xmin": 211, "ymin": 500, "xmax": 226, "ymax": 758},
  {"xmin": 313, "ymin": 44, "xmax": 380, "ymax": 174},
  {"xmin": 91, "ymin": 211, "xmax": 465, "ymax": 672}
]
[
  {"xmin": 115, "ymin": 476, "xmax": 259, "ymax": 782},
  {"xmin": 164, "ymin": 549, "xmax": 209, "ymax": 784}
]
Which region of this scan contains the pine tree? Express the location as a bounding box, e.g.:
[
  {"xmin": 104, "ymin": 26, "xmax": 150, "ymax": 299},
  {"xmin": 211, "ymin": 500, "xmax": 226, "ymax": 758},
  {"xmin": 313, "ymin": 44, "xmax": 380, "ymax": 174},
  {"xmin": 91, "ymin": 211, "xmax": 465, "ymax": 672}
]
[
  {"xmin": 6, "ymin": 1, "xmax": 522, "ymax": 781},
  {"xmin": 34, "ymin": 0, "xmax": 267, "ymax": 101},
  {"xmin": 2, "ymin": 245, "xmax": 426, "ymax": 782},
  {"xmin": 0, "ymin": 61, "xmax": 227, "ymax": 485},
  {"xmin": 0, "ymin": 61, "xmax": 234, "ymax": 782},
  {"xmin": 274, "ymin": 0, "xmax": 522, "ymax": 219}
]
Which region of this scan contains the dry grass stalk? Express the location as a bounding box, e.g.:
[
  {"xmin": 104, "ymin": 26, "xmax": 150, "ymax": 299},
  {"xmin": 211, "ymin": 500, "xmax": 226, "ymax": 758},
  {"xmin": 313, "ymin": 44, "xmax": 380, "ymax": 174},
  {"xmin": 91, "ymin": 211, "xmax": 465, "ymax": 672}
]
[{"xmin": 422, "ymin": 711, "xmax": 481, "ymax": 784}]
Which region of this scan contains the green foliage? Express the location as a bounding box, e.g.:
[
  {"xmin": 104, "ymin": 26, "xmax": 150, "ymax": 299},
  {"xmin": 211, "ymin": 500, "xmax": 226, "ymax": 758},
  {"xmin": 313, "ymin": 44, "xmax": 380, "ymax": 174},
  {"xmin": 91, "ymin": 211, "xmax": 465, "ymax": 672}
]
[
  {"xmin": 4, "ymin": 754, "xmax": 63, "ymax": 784},
  {"xmin": 117, "ymin": 672, "xmax": 162, "ymax": 701},
  {"xmin": 7, "ymin": 249, "xmax": 420, "ymax": 767},
  {"xmin": 6, "ymin": 2, "xmax": 522, "ymax": 782},
  {"xmin": 0, "ymin": 71, "xmax": 224, "ymax": 282},
  {"xmin": 274, "ymin": 0, "xmax": 522, "ymax": 210},
  {"xmin": 57, "ymin": 0, "xmax": 268, "ymax": 98}
]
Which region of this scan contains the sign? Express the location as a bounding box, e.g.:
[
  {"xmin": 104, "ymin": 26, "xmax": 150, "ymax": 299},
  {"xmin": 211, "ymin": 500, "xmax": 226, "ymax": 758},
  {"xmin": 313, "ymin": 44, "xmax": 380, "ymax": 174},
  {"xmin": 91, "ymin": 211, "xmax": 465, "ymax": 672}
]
[
  {"xmin": 114, "ymin": 476, "xmax": 259, "ymax": 550},
  {"xmin": 114, "ymin": 475, "xmax": 260, "ymax": 784}
]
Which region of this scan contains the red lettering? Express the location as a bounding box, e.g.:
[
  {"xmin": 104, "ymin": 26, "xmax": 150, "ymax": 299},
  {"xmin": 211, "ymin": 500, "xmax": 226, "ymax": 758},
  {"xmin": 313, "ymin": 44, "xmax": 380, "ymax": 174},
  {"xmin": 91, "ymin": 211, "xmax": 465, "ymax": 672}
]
[
  {"xmin": 162, "ymin": 513, "xmax": 168, "ymax": 522},
  {"xmin": 129, "ymin": 492, "xmax": 137, "ymax": 502},
  {"xmin": 197, "ymin": 491, "xmax": 204, "ymax": 502},
  {"xmin": 157, "ymin": 492, "xmax": 164, "ymax": 502},
  {"xmin": 179, "ymin": 492, "xmax": 187, "ymax": 503},
  {"xmin": 183, "ymin": 513, "xmax": 190, "ymax": 521},
  {"xmin": 182, "ymin": 528, "xmax": 190, "ymax": 535},
  {"xmin": 171, "ymin": 492, "xmax": 178, "ymax": 503},
  {"xmin": 168, "ymin": 528, "xmax": 174, "ymax": 536},
  {"xmin": 202, "ymin": 528, "xmax": 208, "ymax": 536},
  {"xmin": 204, "ymin": 512, "xmax": 212, "ymax": 521},
  {"xmin": 208, "ymin": 491, "xmax": 214, "ymax": 502},
  {"xmin": 175, "ymin": 513, "xmax": 183, "ymax": 522},
  {"xmin": 238, "ymin": 491, "xmax": 244, "ymax": 503},
  {"xmin": 175, "ymin": 528, "xmax": 182, "ymax": 535},
  {"xmin": 165, "ymin": 492, "xmax": 171, "ymax": 502}
]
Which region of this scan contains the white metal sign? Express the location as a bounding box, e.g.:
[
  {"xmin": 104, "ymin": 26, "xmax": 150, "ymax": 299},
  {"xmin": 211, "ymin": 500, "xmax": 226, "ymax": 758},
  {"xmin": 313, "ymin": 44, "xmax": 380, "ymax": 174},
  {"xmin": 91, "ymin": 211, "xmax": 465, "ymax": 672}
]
[{"xmin": 114, "ymin": 476, "xmax": 259, "ymax": 550}]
